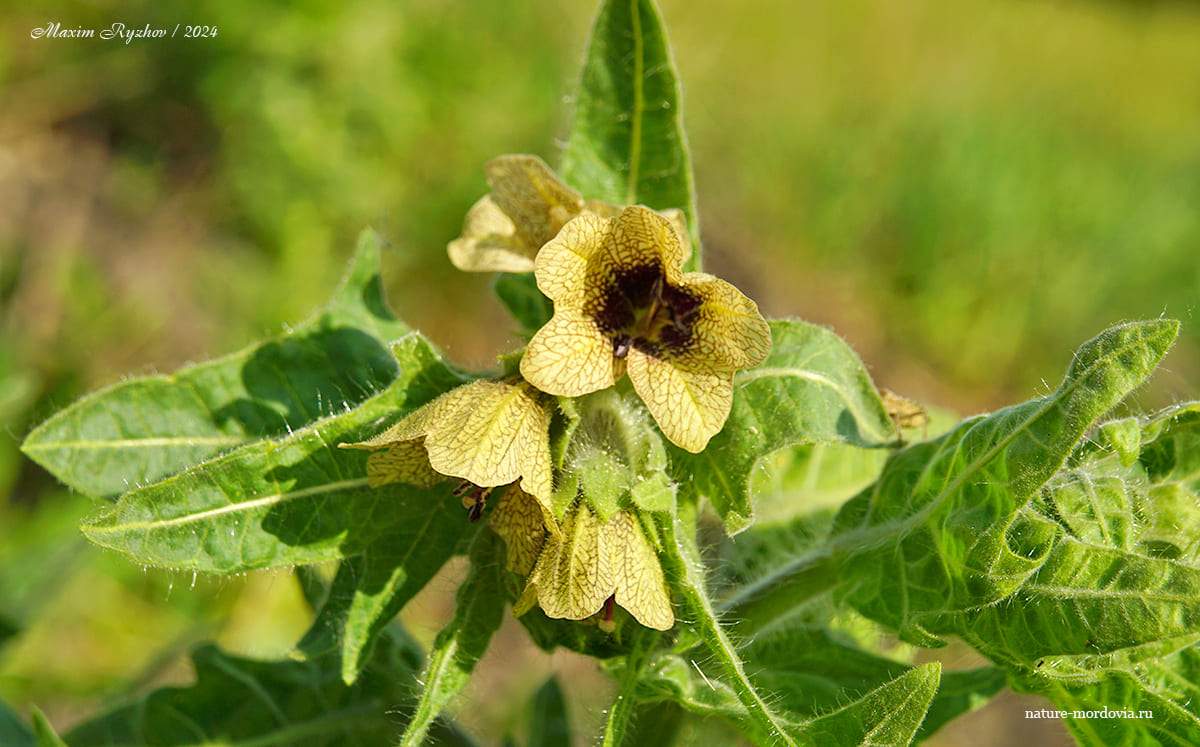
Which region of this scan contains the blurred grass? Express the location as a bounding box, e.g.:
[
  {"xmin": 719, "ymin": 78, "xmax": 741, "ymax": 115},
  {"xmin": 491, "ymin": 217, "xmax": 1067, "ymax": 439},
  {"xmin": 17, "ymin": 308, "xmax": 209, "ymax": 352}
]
[{"xmin": 2, "ymin": 0, "xmax": 1198, "ymax": 744}]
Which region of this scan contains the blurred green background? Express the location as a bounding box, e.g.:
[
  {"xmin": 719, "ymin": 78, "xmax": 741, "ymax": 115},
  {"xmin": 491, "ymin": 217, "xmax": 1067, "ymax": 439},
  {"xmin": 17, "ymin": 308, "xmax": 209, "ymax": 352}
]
[{"xmin": 2, "ymin": 0, "xmax": 1197, "ymax": 744}]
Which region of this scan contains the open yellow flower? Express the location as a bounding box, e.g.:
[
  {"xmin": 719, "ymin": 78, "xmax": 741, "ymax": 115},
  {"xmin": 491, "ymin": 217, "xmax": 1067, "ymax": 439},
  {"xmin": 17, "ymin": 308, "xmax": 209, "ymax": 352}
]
[
  {"xmin": 340, "ymin": 378, "xmax": 557, "ymax": 525},
  {"xmin": 447, "ymin": 154, "xmax": 689, "ymax": 274},
  {"xmin": 519, "ymin": 206, "xmax": 771, "ymax": 452},
  {"xmin": 513, "ymin": 501, "xmax": 673, "ymax": 631}
]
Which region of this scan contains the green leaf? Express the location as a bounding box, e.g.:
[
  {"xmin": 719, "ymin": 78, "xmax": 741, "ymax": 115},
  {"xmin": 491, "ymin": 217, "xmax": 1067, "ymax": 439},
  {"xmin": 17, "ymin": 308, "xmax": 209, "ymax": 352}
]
[
  {"xmin": 492, "ymin": 273, "xmax": 554, "ymax": 335},
  {"xmin": 64, "ymin": 635, "xmax": 422, "ymax": 747},
  {"xmin": 829, "ymin": 320, "xmax": 1178, "ymax": 645},
  {"xmin": 528, "ymin": 676, "xmax": 571, "ymax": 747},
  {"xmin": 297, "ymin": 517, "xmax": 466, "ymax": 684},
  {"xmin": 940, "ymin": 400, "xmax": 1200, "ymax": 671},
  {"xmin": 635, "ymin": 647, "xmax": 948, "ymax": 746},
  {"xmin": 676, "ymin": 320, "xmax": 897, "ymax": 534},
  {"xmin": 917, "ymin": 667, "xmax": 1008, "ymax": 742},
  {"xmin": 80, "ymin": 333, "xmax": 470, "ymax": 572},
  {"xmin": 29, "ymin": 710, "xmax": 66, "ymax": 747},
  {"xmin": 1138, "ymin": 402, "xmax": 1200, "ymax": 492},
  {"xmin": 633, "ymin": 653, "xmax": 763, "ymax": 731},
  {"xmin": 742, "ymin": 628, "xmax": 1001, "ymax": 734},
  {"xmin": 795, "ymin": 663, "xmax": 940, "ymax": 747},
  {"xmin": 1011, "ymin": 645, "xmax": 1200, "ymax": 746},
  {"xmin": 750, "ymin": 442, "xmax": 893, "ymax": 526},
  {"xmin": 646, "ymin": 625, "xmax": 1000, "ymax": 744},
  {"xmin": 620, "ymin": 702, "xmax": 685, "ymax": 747},
  {"xmin": 22, "ymin": 231, "xmax": 408, "ymax": 498},
  {"xmin": 713, "ymin": 516, "xmax": 841, "ymax": 639},
  {"xmin": 561, "ymin": 0, "xmax": 699, "ymax": 261},
  {"xmin": 0, "ymin": 696, "xmax": 34, "ymax": 747},
  {"xmin": 400, "ymin": 531, "xmax": 507, "ymax": 746}
]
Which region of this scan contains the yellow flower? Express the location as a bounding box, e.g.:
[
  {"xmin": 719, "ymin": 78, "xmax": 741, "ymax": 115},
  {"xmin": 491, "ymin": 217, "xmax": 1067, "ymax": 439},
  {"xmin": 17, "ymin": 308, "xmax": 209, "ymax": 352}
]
[
  {"xmin": 519, "ymin": 206, "xmax": 771, "ymax": 453},
  {"xmin": 489, "ymin": 484, "xmax": 553, "ymax": 576},
  {"xmin": 340, "ymin": 379, "xmax": 556, "ymax": 524},
  {"xmin": 513, "ymin": 501, "xmax": 673, "ymax": 631},
  {"xmin": 447, "ymin": 154, "xmax": 689, "ymax": 274}
]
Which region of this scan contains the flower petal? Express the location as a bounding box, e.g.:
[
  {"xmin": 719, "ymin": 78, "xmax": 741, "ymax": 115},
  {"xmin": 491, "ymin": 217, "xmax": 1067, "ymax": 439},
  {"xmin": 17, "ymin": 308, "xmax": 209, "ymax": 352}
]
[
  {"xmin": 533, "ymin": 213, "xmax": 611, "ymax": 303},
  {"xmin": 519, "ymin": 501, "xmax": 615, "ymax": 621},
  {"xmin": 521, "ymin": 309, "xmax": 622, "ymax": 397},
  {"xmin": 603, "ymin": 206, "xmax": 686, "ymax": 286},
  {"xmin": 486, "ymin": 154, "xmax": 584, "ymax": 249},
  {"xmin": 609, "ymin": 510, "xmax": 673, "ymax": 630},
  {"xmin": 626, "ymin": 348, "xmax": 733, "ymax": 453},
  {"xmin": 490, "ymin": 485, "xmax": 553, "ymax": 575},
  {"xmin": 421, "ymin": 381, "xmax": 553, "ymax": 499},
  {"xmin": 680, "ymin": 273, "xmax": 772, "ymax": 372},
  {"xmin": 363, "ymin": 440, "xmax": 445, "ymax": 489},
  {"xmin": 447, "ymin": 196, "xmax": 536, "ymax": 273}
]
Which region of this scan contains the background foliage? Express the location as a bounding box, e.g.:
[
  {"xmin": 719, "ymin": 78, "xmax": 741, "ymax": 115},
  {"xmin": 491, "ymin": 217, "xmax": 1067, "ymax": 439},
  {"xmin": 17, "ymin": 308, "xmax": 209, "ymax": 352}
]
[{"xmin": 3, "ymin": 0, "xmax": 1199, "ymax": 745}]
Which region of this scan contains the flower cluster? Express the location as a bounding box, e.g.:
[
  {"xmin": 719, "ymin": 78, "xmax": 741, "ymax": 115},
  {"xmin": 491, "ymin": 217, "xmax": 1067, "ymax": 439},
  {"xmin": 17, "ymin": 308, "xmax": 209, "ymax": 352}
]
[{"xmin": 346, "ymin": 155, "xmax": 772, "ymax": 632}]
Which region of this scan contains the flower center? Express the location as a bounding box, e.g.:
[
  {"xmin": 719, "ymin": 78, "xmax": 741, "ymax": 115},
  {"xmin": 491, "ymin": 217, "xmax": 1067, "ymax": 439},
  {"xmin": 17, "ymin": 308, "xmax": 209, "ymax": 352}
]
[{"xmin": 594, "ymin": 264, "xmax": 701, "ymax": 359}]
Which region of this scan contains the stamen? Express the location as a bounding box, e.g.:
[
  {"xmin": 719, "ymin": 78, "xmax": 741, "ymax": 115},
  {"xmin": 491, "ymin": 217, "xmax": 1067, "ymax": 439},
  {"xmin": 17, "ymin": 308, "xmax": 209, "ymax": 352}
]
[{"xmin": 613, "ymin": 336, "xmax": 633, "ymax": 359}]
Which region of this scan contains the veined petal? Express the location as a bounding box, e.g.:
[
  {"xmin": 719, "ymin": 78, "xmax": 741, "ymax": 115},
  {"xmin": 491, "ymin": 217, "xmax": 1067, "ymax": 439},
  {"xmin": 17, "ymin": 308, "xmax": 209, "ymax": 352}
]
[
  {"xmin": 534, "ymin": 213, "xmax": 611, "ymax": 303},
  {"xmin": 447, "ymin": 196, "xmax": 536, "ymax": 273},
  {"xmin": 490, "ymin": 485, "xmax": 555, "ymax": 575},
  {"xmin": 604, "ymin": 206, "xmax": 686, "ymax": 286},
  {"xmin": 581, "ymin": 202, "xmax": 692, "ymax": 266},
  {"xmin": 342, "ymin": 390, "xmax": 455, "ymax": 449},
  {"xmin": 626, "ymin": 349, "xmax": 733, "ymax": 453},
  {"xmin": 363, "ymin": 440, "xmax": 446, "ymax": 489},
  {"xmin": 421, "ymin": 381, "xmax": 553, "ymax": 497},
  {"xmin": 608, "ymin": 510, "xmax": 673, "ymax": 630},
  {"xmin": 521, "ymin": 501, "xmax": 615, "ymax": 621},
  {"xmin": 681, "ymin": 273, "xmax": 772, "ymax": 372},
  {"xmin": 487, "ymin": 154, "xmax": 584, "ymax": 249},
  {"xmin": 521, "ymin": 310, "xmax": 622, "ymax": 397}
]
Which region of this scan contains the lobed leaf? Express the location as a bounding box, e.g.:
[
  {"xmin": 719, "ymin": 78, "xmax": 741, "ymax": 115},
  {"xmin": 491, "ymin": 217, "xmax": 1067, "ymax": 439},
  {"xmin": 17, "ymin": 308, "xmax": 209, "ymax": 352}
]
[
  {"xmin": 940, "ymin": 400, "xmax": 1200, "ymax": 671},
  {"xmin": 21, "ymin": 231, "xmax": 408, "ymax": 498},
  {"xmin": 81, "ymin": 333, "xmax": 470, "ymax": 573},
  {"xmin": 676, "ymin": 319, "xmax": 897, "ymax": 534},
  {"xmin": 829, "ymin": 320, "xmax": 1178, "ymax": 645},
  {"xmin": 560, "ymin": 0, "xmax": 699, "ymax": 260},
  {"xmin": 1011, "ymin": 645, "xmax": 1200, "ymax": 746}
]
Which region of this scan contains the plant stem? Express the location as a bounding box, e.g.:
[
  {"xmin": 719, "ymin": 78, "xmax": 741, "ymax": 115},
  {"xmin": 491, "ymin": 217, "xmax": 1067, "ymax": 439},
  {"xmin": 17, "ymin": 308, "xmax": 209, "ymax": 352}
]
[
  {"xmin": 602, "ymin": 630, "xmax": 657, "ymax": 746},
  {"xmin": 658, "ymin": 508, "xmax": 798, "ymax": 747}
]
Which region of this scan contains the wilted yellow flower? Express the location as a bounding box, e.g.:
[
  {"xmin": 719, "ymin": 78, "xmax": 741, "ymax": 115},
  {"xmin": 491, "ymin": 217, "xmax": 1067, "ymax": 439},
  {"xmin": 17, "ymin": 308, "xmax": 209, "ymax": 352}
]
[
  {"xmin": 513, "ymin": 502, "xmax": 673, "ymax": 631},
  {"xmin": 340, "ymin": 379, "xmax": 556, "ymax": 522},
  {"xmin": 519, "ymin": 206, "xmax": 771, "ymax": 453},
  {"xmin": 447, "ymin": 154, "xmax": 689, "ymax": 273}
]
